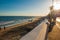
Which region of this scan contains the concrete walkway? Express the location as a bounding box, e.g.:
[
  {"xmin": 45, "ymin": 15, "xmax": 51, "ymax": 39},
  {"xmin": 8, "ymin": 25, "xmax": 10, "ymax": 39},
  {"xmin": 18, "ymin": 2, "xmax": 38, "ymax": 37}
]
[
  {"xmin": 20, "ymin": 19, "xmax": 48, "ymax": 40},
  {"xmin": 48, "ymin": 22, "xmax": 60, "ymax": 40}
]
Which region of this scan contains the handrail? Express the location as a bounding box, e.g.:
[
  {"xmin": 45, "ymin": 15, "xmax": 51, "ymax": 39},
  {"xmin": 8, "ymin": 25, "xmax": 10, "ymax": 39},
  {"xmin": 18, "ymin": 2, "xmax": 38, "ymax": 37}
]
[{"xmin": 20, "ymin": 19, "xmax": 48, "ymax": 40}]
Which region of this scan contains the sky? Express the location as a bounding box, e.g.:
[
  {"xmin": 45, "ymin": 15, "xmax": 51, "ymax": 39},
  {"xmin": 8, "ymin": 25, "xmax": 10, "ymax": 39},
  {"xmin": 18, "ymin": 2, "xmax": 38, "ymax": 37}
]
[{"xmin": 0, "ymin": 0, "xmax": 52, "ymax": 16}]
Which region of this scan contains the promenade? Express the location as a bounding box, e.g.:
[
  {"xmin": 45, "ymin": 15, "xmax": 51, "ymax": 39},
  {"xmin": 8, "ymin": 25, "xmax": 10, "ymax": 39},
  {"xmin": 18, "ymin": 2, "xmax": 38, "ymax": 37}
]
[{"xmin": 48, "ymin": 22, "xmax": 60, "ymax": 40}]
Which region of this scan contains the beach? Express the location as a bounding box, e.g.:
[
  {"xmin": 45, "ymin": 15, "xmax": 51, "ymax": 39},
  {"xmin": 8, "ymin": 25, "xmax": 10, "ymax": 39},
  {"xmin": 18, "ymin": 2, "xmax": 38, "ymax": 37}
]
[{"xmin": 0, "ymin": 17, "xmax": 44, "ymax": 40}]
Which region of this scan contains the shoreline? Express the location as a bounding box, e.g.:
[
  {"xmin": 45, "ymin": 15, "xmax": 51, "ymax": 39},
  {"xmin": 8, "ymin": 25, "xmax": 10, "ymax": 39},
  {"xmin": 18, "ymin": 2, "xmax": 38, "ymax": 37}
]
[
  {"xmin": 0, "ymin": 17, "xmax": 43, "ymax": 40},
  {"xmin": 0, "ymin": 17, "xmax": 39, "ymax": 32}
]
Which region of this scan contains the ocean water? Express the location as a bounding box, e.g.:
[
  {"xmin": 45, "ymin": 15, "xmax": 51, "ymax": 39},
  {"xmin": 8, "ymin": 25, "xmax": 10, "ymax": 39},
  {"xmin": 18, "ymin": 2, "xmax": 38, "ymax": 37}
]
[{"xmin": 0, "ymin": 16, "xmax": 35, "ymax": 28}]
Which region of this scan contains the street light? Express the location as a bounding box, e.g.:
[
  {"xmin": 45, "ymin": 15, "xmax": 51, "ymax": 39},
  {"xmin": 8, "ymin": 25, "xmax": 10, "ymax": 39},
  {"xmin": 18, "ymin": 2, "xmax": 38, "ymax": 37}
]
[{"xmin": 49, "ymin": 0, "xmax": 54, "ymax": 23}]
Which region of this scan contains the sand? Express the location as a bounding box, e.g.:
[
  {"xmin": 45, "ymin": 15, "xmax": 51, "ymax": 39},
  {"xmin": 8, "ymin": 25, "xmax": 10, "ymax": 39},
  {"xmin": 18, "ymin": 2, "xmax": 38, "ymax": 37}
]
[{"xmin": 0, "ymin": 17, "xmax": 43, "ymax": 40}]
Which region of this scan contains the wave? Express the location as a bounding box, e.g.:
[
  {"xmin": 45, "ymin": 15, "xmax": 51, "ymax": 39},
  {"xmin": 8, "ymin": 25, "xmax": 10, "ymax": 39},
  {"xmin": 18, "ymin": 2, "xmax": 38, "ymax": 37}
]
[{"xmin": 0, "ymin": 18, "xmax": 34, "ymax": 28}]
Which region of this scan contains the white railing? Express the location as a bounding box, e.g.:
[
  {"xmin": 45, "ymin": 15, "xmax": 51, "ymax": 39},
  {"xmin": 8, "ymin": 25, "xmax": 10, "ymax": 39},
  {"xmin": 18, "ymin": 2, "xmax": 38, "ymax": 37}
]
[{"xmin": 20, "ymin": 19, "xmax": 48, "ymax": 40}]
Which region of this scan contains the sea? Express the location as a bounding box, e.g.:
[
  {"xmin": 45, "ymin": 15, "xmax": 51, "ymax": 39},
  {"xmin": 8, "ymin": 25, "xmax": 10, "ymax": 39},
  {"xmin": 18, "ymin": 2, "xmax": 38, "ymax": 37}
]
[{"xmin": 0, "ymin": 16, "xmax": 35, "ymax": 28}]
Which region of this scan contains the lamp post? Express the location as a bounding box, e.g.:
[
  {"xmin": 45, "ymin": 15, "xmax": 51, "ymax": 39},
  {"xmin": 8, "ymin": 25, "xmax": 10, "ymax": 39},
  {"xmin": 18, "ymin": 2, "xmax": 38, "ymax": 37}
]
[{"xmin": 49, "ymin": 0, "xmax": 54, "ymax": 24}]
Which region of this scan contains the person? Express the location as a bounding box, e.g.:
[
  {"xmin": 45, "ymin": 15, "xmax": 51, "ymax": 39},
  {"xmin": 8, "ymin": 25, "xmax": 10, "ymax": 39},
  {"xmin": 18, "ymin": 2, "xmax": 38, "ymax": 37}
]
[
  {"xmin": 4, "ymin": 25, "xmax": 6, "ymax": 30},
  {"xmin": 0, "ymin": 26, "xmax": 1, "ymax": 30},
  {"xmin": 47, "ymin": 6, "xmax": 56, "ymax": 32}
]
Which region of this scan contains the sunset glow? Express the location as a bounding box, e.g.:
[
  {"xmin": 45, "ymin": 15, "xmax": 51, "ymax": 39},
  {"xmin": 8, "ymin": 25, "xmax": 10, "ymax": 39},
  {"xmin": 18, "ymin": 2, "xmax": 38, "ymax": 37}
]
[{"xmin": 54, "ymin": 3, "xmax": 60, "ymax": 10}]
